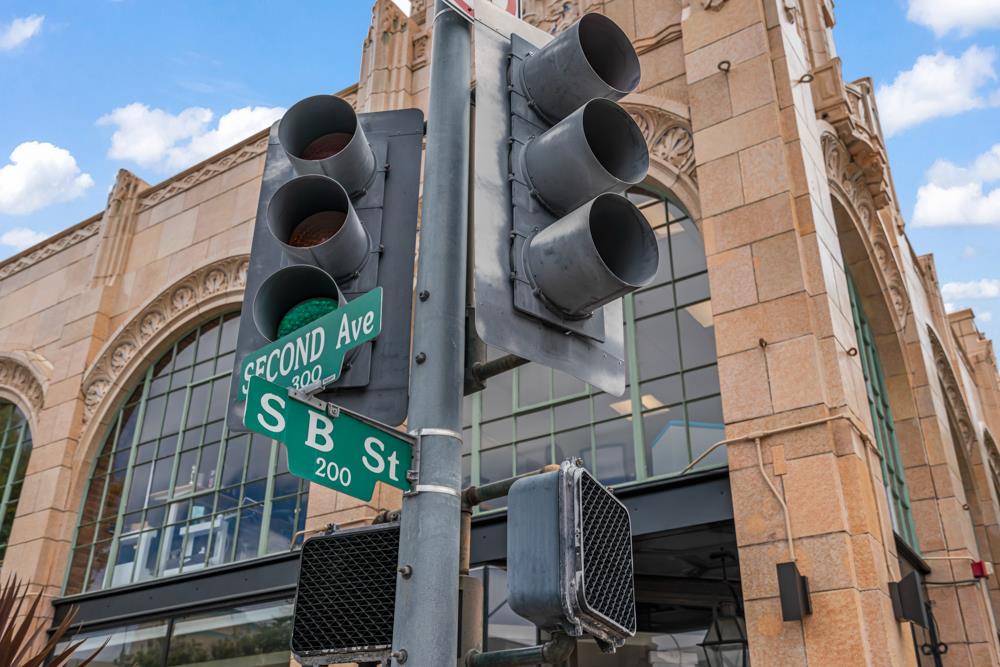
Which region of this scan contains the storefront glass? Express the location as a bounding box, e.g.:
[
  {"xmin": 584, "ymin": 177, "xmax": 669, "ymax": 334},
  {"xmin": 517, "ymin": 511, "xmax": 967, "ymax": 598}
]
[
  {"xmin": 477, "ymin": 566, "xmax": 720, "ymax": 666},
  {"xmin": 56, "ymin": 599, "xmax": 293, "ymax": 667}
]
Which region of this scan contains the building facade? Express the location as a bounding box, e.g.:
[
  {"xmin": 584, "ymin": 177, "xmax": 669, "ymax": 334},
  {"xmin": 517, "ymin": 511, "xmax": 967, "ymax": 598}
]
[{"xmin": 1, "ymin": 0, "xmax": 1000, "ymax": 665}]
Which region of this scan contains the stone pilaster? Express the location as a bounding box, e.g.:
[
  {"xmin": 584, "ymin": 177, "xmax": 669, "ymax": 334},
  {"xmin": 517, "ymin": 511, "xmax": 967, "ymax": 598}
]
[{"xmin": 682, "ymin": 0, "xmax": 915, "ymax": 663}]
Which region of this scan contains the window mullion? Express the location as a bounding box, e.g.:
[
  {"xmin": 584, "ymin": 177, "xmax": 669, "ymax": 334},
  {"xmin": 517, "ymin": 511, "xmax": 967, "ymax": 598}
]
[
  {"xmin": 623, "ymin": 293, "xmax": 646, "ymax": 481},
  {"xmin": 258, "ymin": 441, "xmax": 280, "ymax": 556},
  {"xmin": 104, "ymin": 366, "xmax": 154, "ymax": 589}
]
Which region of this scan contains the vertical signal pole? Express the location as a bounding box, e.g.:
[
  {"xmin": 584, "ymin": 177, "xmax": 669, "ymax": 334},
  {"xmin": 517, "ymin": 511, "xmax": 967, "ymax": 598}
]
[{"xmin": 391, "ymin": 1, "xmax": 471, "ymax": 665}]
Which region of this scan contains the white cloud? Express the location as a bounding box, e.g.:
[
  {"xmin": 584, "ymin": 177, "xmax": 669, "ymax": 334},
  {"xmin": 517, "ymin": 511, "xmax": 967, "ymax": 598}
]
[
  {"xmin": 876, "ymin": 46, "xmax": 999, "ymax": 137},
  {"xmin": 963, "ymin": 246, "xmax": 977, "ymax": 258},
  {"xmin": 941, "ymin": 279, "xmax": 1000, "ymax": 300},
  {"xmin": 913, "ymin": 144, "xmax": 1000, "ymax": 226},
  {"xmin": 0, "ymin": 15, "xmax": 44, "ymax": 51},
  {"xmin": 391, "ymin": 0, "xmax": 412, "ymax": 14},
  {"xmin": 980, "ymin": 311, "xmax": 994, "ymax": 323},
  {"xmin": 908, "ymin": 0, "xmax": 1000, "ymax": 37},
  {"xmin": 945, "ymin": 302, "xmax": 958, "ymax": 313},
  {"xmin": 0, "ymin": 141, "xmax": 94, "ymax": 215},
  {"xmin": 0, "ymin": 227, "xmax": 49, "ymax": 252},
  {"xmin": 98, "ymin": 103, "xmax": 285, "ymax": 172}
]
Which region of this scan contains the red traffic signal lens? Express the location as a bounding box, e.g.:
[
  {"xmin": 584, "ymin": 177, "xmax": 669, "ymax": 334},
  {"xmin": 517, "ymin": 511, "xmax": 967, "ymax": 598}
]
[
  {"xmin": 301, "ymin": 132, "xmax": 354, "ymax": 161},
  {"xmin": 287, "ymin": 211, "xmax": 348, "ymax": 248}
]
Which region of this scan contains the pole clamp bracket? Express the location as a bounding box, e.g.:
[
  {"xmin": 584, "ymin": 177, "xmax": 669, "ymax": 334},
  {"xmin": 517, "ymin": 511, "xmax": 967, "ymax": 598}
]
[{"xmin": 411, "ymin": 484, "xmax": 461, "ymax": 498}]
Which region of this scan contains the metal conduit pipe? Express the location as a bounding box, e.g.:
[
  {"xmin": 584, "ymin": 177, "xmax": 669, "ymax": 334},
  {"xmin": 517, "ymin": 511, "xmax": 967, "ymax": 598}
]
[
  {"xmin": 459, "ymin": 464, "xmax": 561, "ymax": 575},
  {"xmin": 679, "ymin": 413, "xmax": 890, "ymax": 572},
  {"xmin": 465, "ymin": 633, "xmax": 576, "ymax": 667}
]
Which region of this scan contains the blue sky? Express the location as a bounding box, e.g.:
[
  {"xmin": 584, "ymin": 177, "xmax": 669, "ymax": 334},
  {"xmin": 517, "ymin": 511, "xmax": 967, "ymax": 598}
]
[{"xmin": 0, "ymin": 1, "xmax": 998, "ymax": 337}]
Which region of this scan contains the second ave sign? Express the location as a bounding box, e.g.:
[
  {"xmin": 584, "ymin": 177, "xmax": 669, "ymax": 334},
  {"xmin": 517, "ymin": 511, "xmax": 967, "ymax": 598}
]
[
  {"xmin": 237, "ymin": 287, "xmax": 383, "ymax": 399},
  {"xmin": 243, "ymin": 375, "xmax": 413, "ymax": 501}
]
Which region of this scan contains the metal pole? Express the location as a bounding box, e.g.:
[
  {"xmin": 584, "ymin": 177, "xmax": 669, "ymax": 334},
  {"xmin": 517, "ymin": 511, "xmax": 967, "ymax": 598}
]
[{"xmin": 391, "ymin": 1, "xmax": 471, "ymax": 665}]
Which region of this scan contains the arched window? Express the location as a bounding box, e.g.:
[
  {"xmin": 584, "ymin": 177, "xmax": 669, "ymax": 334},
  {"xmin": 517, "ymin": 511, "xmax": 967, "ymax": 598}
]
[
  {"xmin": 0, "ymin": 401, "xmax": 32, "ymax": 561},
  {"xmin": 65, "ymin": 313, "xmax": 309, "ymax": 594},
  {"xmin": 462, "ymin": 186, "xmax": 723, "ymax": 506},
  {"xmin": 846, "ymin": 272, "xmax": 917, "ymax": 546}
]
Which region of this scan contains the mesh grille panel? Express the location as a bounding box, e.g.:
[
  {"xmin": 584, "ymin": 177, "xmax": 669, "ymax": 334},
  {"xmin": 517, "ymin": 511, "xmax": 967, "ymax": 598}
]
[
  {"xmin": 579, "ymin": 471, "xmax": 636, "ymax": 634},
  {"xmin": 291, "ymin": 524, "xmax": 398, "ymax": 658}
]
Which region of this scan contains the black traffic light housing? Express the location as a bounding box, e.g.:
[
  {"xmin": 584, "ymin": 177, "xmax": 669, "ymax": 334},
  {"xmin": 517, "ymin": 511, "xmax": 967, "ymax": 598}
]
[
  {"xmin": 473, "ymin": 13, "xmax": 659, "ymax": 395},
  {"xmin": 291, "ymin": 523, "xmax": 400, "ymax": 665},
  {"xmin": 227, "ymin": 96, "xmax": 423, "ymax": 429}
]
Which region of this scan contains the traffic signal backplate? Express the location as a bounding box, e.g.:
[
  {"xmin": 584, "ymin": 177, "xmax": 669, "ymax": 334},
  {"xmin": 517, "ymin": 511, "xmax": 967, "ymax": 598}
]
[{"xmin": 228, "ymin": 109, "xmax": 423, "ymax": 430}]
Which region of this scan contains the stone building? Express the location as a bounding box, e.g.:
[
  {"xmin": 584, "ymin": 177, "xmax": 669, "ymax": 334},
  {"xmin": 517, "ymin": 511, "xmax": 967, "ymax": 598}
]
[{"xmin": 1, "ymin": 0, "xmax": 999, "ymax": 665}]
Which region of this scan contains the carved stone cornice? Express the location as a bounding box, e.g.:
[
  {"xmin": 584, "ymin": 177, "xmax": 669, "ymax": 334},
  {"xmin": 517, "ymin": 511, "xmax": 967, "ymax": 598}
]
[
  {"xmin": 622, "ymin": 102, "xmax": 696, "ymax": 180},
  {"xmin": 80, "ymin": 255, "xmax": 248, "ymax": 425},
  {"xmin": 928, "ymin": 327, "xmax": 977, "ymax": 451},
  {"xmin": 0, "ymin": 217, "xmax": 102, "ymax": 281},
  {"xmin": 0, "ymin": 355, "xmax": 46, "ymax": 414},
  {"xmin": 137, "ymin": 134, "xmax": 269, "ymax": 212},
  {"xmin": 811, "ymin": 58, "xmax": 893, "ymax": 210},
  {"xmin": 823, "ymin": 131, "xmax": 907, "ymax": 325}
]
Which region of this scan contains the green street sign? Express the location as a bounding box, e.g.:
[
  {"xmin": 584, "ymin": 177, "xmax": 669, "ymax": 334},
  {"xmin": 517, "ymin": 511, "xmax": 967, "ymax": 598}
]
[
  {"xmin": 243, "ymin": 375, "xmax": 412, "ymax": 501},
  {"xmin": 237, "ymin": 287, "xmax": 383, "ymax": 399}
]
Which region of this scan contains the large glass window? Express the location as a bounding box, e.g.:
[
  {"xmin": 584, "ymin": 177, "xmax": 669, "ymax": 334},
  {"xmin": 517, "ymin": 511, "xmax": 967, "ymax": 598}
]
[
  {"xmin": 55, "ymin": 598, "xmax": 293, "ymax": 667},
  {"xmin": 0, "ymin": 400, "xmax": 32, "ymax": 561},
  {"xmin": 65, "ymin": 314, "xmax": 309, "ymax": 594},
  {"xmin": 463, "ymin": 189, "xmax": 723, "ymax": 507},
  {"xmin": 846, "ymin": 272, "xmax": 917, "ymax": 547}
]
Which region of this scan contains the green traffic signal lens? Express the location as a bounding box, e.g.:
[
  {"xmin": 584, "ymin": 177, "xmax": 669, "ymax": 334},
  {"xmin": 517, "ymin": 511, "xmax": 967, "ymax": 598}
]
[{"xmin": 277, "ymin": 297, "xmax": 339, "ymax": 338}]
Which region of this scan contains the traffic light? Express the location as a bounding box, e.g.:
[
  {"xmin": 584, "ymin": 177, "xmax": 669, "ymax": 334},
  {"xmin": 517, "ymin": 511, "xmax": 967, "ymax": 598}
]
[
  {"xmin": 291, "ymin": 523, "xmax": 400, "ymax": 664},
  {"xmin": 472, "ymin": 11, "xmax": 658, "ymax": 395},
  {"xmin": 507, "ymin": 460, "xmax": 636, "ymax": 650},
  {"xmin": 227, "ymin": 95, "xmax": 423, "ymax": 429}
]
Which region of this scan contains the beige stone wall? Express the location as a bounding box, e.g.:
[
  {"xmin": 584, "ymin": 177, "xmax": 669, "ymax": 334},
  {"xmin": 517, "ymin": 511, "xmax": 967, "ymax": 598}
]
[{"xmin": 2, "ymin": 0, "xmax": 1000, "ymax": 665}]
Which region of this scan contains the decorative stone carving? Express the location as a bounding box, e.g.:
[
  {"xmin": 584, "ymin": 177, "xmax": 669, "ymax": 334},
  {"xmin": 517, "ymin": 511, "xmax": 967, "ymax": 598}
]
[
  {"xmin": 138, "ymin": 134, "xmax": 268, "ymax": 211},
  {"xmin": 622, "ymin": 103, "xmax": 696, "ymax": 180},
  {"xmin": 928, "ymin": 328, "xmax": 977, "ymax": 452},
  {"xmin": 823, "ymin": 132, "xmax": 908, "ymax": 324},
  {"xmin": 413, "ymin": 34, "xmax": 429, "ymax": 68},
  {"xmin": 80, "ymin": 255, "xmax": 249, "ymax": 425},
  {"xmin": 0, "ymin": 356, "xmax": 45, "ymax": 414},
  {"xmin": 811, "ymin": 59, "xmax": 893, "ymax": 211},
  {"xmin": 0, "ymin": 218, "xmax": 102, "ymax": 281},
  {"xmin": 703, "ymin": 0, "xmax": 729, "ymax": 9},
  {"xmin": 522, "ymin": 0, "xmax": 585, "ymax": 34},
  {"xmin": 92, "ymin": 170, "xmax": 146, "ymax": 286},
  {"xmin": 634, "ymin": 22, "xmax": 682, "ymax": 55}
]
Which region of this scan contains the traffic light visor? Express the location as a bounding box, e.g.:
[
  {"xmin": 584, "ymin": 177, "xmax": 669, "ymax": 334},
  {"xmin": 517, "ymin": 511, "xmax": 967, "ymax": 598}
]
[
  {"xmin": 266, "ymin": 174, "xmax": 370, "ymax": 281},
  {"xmin": 252, "ymin": 264, "xmax": 345, "ymax": 342},
  {"xmin": 278, "ymin": 95, "xmax": 376, "ymax": 195},
  {"xmin": 521, "ymin": 13, "xmax": 641, "ymax": 123},
  {"xmin": 526, "ymin": 193, "xmax": 658, "ymax": 316},
  {"xmin": 523, "ymin": 98, "xmax": 649, "ymax": 215}
]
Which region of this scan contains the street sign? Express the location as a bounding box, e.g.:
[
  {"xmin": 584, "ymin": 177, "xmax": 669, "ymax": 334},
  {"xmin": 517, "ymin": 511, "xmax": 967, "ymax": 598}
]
[
  {"xmin": 443, "ymin": 0, "xmax": 519, "ymax": 21},
  {"xmin": 244, "ymin": 375, "xmax": 412, "ymax": 501},
  {"xmin": 237, "ymin": 287, "xmax": 382, "ymax": 399}
]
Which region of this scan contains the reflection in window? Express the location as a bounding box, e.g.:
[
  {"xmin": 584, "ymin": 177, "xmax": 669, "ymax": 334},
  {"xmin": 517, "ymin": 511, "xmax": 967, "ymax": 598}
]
[
  {"xmin": 54, "ymin": 599, "xmax": 293, "ymax": 667},
  {"xmin": 65, "ymin": 314, "xmax": 309, "ymax": 594},
  {"xmin": 0, "ymin": 401, "xmax": 32, "ymax": 561},
  {"xmin": 474, "ymin": 565, "xmax": 715, "ymax": 666},
  {"xmin": 462, "ymin": 188, "xmax": 723, "ymax": 500}
]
